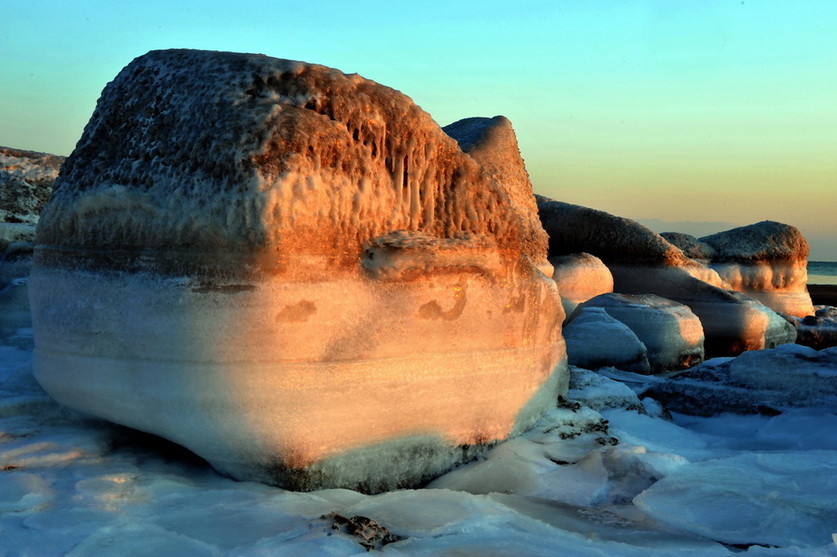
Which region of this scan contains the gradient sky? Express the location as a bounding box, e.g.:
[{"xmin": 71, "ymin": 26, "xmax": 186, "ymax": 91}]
[{"xmin": 3, "ymin": 1, "xmax": 836, "ymax": 258}]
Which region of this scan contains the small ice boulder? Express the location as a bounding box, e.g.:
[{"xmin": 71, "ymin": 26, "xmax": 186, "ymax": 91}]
[
  {"xmin": 567, "ymin": 366, "xmax": 645, "ymax": 412},
  {"xmin": 548, "ymin": 253, "xmax": 614, "ymax": 319},
  {"xmin": 574, "ymin": 293, "xmax": 704, "ymax": 373},
  {"xmin": 563, "ymin": 307, "xmax": 650, "ymax": 374}
]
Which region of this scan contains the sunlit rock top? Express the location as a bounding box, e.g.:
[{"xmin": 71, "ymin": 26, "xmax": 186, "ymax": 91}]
[
  {"xmin": 700, "ymin": 221, "xmax": 809, "ymax": 263},
  {"xmin": 39, "ymin": 49, "xmax": 546, "ymax": 275}
]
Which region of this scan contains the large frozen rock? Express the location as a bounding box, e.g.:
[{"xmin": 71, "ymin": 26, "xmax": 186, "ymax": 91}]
[
  {"xmin": 536, "ymin": 197, "xmax": 797, "ymax": 356},
  {"xmin": 571, "ymin": 293, "xmax": 704, "ymax": 373},
  {"xmin": 563, "ymin": 307, "xmax": 650, "ymax": 374},
  {"xmin": 700, "ymin": 221, "xmax": 814, "ymax": 317},
  {"xmin": 29, "ymin": 49, "xmax": 567, "ymax": 493},
  {"xmin": 548, "ymin": 253, "xmax": 613, "ymax": 319}
]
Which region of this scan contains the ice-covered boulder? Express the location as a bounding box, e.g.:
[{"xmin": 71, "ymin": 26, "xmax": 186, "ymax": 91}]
[
  {"xmin": 700, "ymin": 221, "xmax": 814, "ymax": 317},
  {"xmin": 29, "ymin": 49, "xmax": 567, "ymax": 493},
  {"xmin": 548, "ymin": 253, "xmax": 613, "ymax": 319},
  {"xmin": 563, "ymin": 307, "xmax": 650, "ymax": 374},
  {"xmin": 536, "ymin": 197, "xmax": 797, "ymax": 356},
  {"xmin": 643, "ymin": 344, "xmax": 837, "ymax": 416},
  {"xmin": 572, "ymin": 293, "xmax": 704, "ymax": 373}
]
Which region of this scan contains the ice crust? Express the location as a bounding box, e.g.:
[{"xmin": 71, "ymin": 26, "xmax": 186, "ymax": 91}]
[
  {"xmin": 6, "ymin": 328, "xmax": 837, "ymax": 555},
  {"xmin": 29, "ymin": 49, "xmax": 566, "ymax": 492}
]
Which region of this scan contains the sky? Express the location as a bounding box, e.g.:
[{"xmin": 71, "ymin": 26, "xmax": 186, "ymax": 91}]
[{"xmin": 2, "ymin": 0, "xmax": 836, "ymax": 258}]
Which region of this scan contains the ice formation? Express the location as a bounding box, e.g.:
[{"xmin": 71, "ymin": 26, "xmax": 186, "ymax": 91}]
[
  {"xmin": 563, "ymin": 307, "xmax": 651, "ymax": 374},
  {"xmin": 536, "ymin": 197, "xmax": 797, "ymax": 356},
  {"xmin": 700, "ymin": 221, "xmax": 814, "ymax": 317},
  {"xmin": 548, "ymin": 252, "xmax": 614, "ymax": 319},
  {"xmin": 29, "ymin": 49, "xmax": 567, "ymax": 492},
  {"xmin": 643, "ymin": 344, "xmax": 837, "ymax": 416},
  {"xmin": 572, "ymin": 294, "xmax": 704, "ymax": 373},
  {"xmin": 4, "ymin": 323, "xmax": 837, "ymax": 554}
]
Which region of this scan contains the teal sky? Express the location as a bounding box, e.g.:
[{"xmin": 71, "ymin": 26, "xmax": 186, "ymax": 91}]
[{"xmin": 3, "ymin": 1, "xmax": 836, "ymax": 258}]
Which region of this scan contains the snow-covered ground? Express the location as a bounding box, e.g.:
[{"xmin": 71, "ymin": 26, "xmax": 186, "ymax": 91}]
[{"xmin": 1, "ymin": 327, "xmax": 836, "ymax": 556}]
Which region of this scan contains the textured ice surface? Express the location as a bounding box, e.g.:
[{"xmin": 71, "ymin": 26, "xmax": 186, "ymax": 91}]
[
  {"xmin": 644, "ymin": 344, "xmax": 837, "ymax": 416},
  {"xmin": 635, "ymin": 451, "xmax": 837, "ymax": 547},
  {"xmin": 29, "ymin": 49, "xmax": 566, "ymax": 492},
  {"xmin": 5, "ymin": 330, "xmax": 837, "ymax": 555},
  {"xmin": 39, "ymin": 50, "xmax": 546, "ymax": 264}
]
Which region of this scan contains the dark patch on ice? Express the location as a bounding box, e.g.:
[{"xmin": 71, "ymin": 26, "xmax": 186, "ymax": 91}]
[
  {"xmin": 322, "ymin": 512, "xmax": 403, "ymax": 551},
  {"xmin": 275, "ymin": 299, "xmax": 316, "ymax": 322},
  {"xmin": 417, "ymin": 292, "xmax": 466, "ymax": 320},
  {"xmin": 191, "ymin": 283, "xmax": 256, "ymax": 294}
]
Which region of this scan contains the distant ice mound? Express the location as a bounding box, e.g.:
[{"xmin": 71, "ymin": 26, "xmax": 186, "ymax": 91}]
[
  {"xmin": 700, "ymin": 221, "xmax": 814, "ymax": 317},
  {"xmin": 0, "ymin": 146, "xmax": 64, "ymax": 249},
  {"xmin": 0, "ymin": 146, "xmax": 64, "ymax": 337},
  {"xmin": 30, "ymin": 49, "xmax": 567, "ymax": 492}
]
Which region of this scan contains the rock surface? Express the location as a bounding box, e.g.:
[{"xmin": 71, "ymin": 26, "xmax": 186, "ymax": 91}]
[
  {"xmin": 789, "ymin": 306, "xmax": 837, "ymax": 350},
  {"xmin": 700, "ymin": 221, "xmax": 814, "ymax": 317},
  {"xmin": 548, "ymin": 253, "xmax": 613, "ymax": 319},
  {"xmin": 0, "ymin": 147, "xmax": 63, "ymax": 336},
  {"xmin": 0, "ymin": 146, "xmax": 64, "ymax": 251},
  {"xmin": 29, "ymin": 49, "xmax": 567, "ymax": 493},
  {"xmin": 572, "ymin": 293, "xmax": 704, "ymax": 373}
]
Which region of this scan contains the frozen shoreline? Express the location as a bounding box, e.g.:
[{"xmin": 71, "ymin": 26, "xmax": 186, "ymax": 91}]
[{"xmin": 2, "ymin": 327, "xmax": 836, "ymax": 556}]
